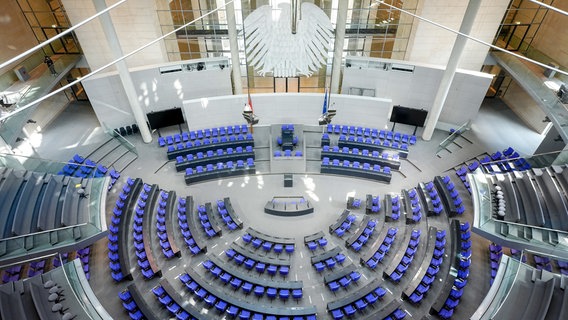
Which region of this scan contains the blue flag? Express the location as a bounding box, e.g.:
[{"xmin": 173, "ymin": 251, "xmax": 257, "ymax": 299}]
[{"xmin": 322, "ymin": 88, "xmax": 328, "ymax": 114}]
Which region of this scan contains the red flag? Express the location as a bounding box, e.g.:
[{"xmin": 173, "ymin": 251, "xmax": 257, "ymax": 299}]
[{"xmin": 247, "ymin": 92, "xmax": 254, "ymax": 113}]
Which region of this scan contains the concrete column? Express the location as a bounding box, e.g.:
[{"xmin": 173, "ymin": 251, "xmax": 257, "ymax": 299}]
[
  {"xmin": 330, "ymin": 0, "xmax": 348, "ymax": 94},
  {"xmin": 226, "ymin": 0, "xmax": 243, "ymax": 95},
  {"xmin": 422, "ymin": 0, "xmax": 482, "ymax": 141},
  {"xmin": 92, "ymin": 0, "xmax": 152, "ymax": 143}
]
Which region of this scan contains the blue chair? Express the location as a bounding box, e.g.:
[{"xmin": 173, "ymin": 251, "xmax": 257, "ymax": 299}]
[
  {"xmin": 266, "ymin": 287, "xmax": 277, "ymax": 299},
  {"xmin": 328, "ymin": 281, "xmax": 340, "ymax": 291},
  {"xmin": 230, "ymin": 277, "xmax": 242, "ymax": 289},
  {"xmin": 241, "ymin": 282, "xmax": 253, "ymax": 294},
  {"xmin": 279, "ymin": 289, "xmax": 290, "ymax": 300},
  {"xmin": 292, "ymin": 289, "xmax": 303, "ymax": 299},
  {"xmin": 331, "ymin": 309, "xmax": 344, "ymax": 320},
  {"xmin": 344, "ymin": 305, "xmax": 356, "ymax": 316},
  {"xmin": 409, "ymin": 135, "xmax": 417, "ymax": 145},
  {"xmin": 227, "ymin": 306, "xmax": 239, "ymax": 317},
  {"xmin": 213, "ymin": 300, "xmax": 227, "ymax": 313},
  {"xmin": 254, "ymin": 285, "xmax": 265, "ymax": 297}
]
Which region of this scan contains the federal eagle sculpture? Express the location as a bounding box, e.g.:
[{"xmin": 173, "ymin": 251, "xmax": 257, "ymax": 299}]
[{"xmin": 243, "ymin": 2, "xmax": 333, "ymax": 78}]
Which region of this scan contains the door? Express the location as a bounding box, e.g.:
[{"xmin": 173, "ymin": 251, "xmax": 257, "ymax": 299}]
[{"xmin": 273, "ymin": 77, "xmax": 301, "ymax": 93}]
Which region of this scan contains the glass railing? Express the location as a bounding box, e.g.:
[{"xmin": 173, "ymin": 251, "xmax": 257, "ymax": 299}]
[
  {"xmin": 470, "ymin": 158, "xmax": 568, "ymax": 257},
  {"xmin": 102, "ymin": 122, "xmax": 137, "ymax": 156},
  {"xmin": 484, "ymin": 256, "xmax": 521, "ymax": 319},
  {"xmin": 470, "ymin": 169, "xmax": 493, "ymax": 226},
  {"xmin": 0, "ymin": 152, "xmax": 98, "ymax": 178},
  {"xmin": 470, "ymin": 166, "xmax": 568, "ymax": 235},
  {"xmin": 63, "ymin": 259, "xmax": 113, "ymax": 320},
  {"xmin": 88, "ymin": 176, "xmax": 107, "ymax": 231},
  {"xmin": 0, "ymin": 224, "xmax": 95, "ymax": 264},
  {"xmin": 0, "ymin": 153, "xmax": 109, "ymax": 263},
  {"xmin": 471, "ymin": 255, "xmax": 520, "ymax": 320},
  {"xmin": 437, "ymin": 120, "xmax": 471, "ymax": 154}
]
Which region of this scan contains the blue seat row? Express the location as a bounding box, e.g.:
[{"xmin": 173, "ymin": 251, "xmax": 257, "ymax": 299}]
[
  {"xmin": 330, "ymin": 213, "xmax": 356, "ymax": 237},
  {"xmin": 24, "ymin": 259, "xmax": 46, "ymax": 279},
  {"xmin": 387, "ymin": 229, "xmax": 421, "ymax": 282},
  {"xmin": 489, "ymin": 243, "xmax": 503, "ymax": 285},
  {"xmin": 216, "ymin": 199, "xmax": 239, "ymax": 230},
  {"xmin": 322, "ymin": 157, "xmax": 391, "ymax": 174},
  {"xmin": 225, "ymin": 248, "xmax": 290, "ymax": 276},
  {"xmin": 152, "ymin": 285, "xmax": 189, "ymax": 319},
  {"xmin": 438, "ymin": 222, "xmax": 471, "ymax": 319},
  {"xmin": 369, "ymin": 195, "xmax": 380, "ymax": 213},
  {"xmin": 306, "ymin": 236, "xmax": 327, "ymax": 251},
  {"xmin": 156, "ymin": 191, "xmax": 177, "ymax": 259},
  {"xmin": 276, "ymin": 136, "xmax": 299, "ymax": 146},
  {"xmin": 59, "ymin": 154, "xmax": 95, "ymax": 176},
  {"xmin": 242, "ymin": 232, "xmax": 294, "ymax": 254},
  {"xmin": 176, "ymin": 146, "xmax": 253, "ymax": 164},
  {"xmin": 327, "ymin": 270, "xmax": 361, "ymax": 292},
  {"xmin": 389, "ymin": 196, "xmax": 401, "ymax": 221},
  {"xmin": 119, "ymin": 289, "xmax": 146, "ymax": 320},
  {"xmin": 440, "ymin": 176, "xmax": 466, "ymax": 215},
  {"xmin": 338, "ymin": 134, "xmax": 410, "ymax": 150},
  {"xmin": 313, "ymin": 253, "xmax": 346, "ymax": 272},
  {"xmin": 323, "ymin": 145, "xmax": 400, "ymax": 161},
  {"xmin": 59, "ymin": 154, "xmax": 120, "ymax": 190},
  {"xmin": 384, "ymin": 308, "xmax": 407, "ymax": 320},
  {"xmin": 165, "ymin": 133, "xmax": 253, "ymax": 152},
  {"xmin": 407, "ymin": 230, "xmax": 446, "ymax": 303},
  {"xmin": 133, "ymin": 184, "xmax": 158, "ymax": 280},
  {"xmin": 274, "ymin": 150, "xmax": 302, "ymax": 157},
  {"xmin": 201, "ymin": 260, "xmax": 303, "ymax": 299},
  {"xmin": 108, "ymin": 181, "xmax": 132, "ymax": 282},
  {"xmin": 177, "ymin": 198, "xmax": 204, "ymax": 255},
  {"xmin": 425, "ymin": 181, "xmax": 444, "ymax": 215},
  {"xmin": 456, "ymin": 147, "xmax": 530, "ymax": 195},
  {"xmin": 185, "ymin": 158, "xmax": 255, "ymax": 176},
  {"xmin": 178, "ymin": 271, "xmax": 314, "ymax": 320},
  {"xmin": 406, "ymin": 188, "xmax": 422, "ymax": 223},
  {"xmin": 2, "ymin": 264, "xmax": 22, "ymax": 283},
  {"xmin": 349, "ymin": 219, "xmax": 377, "ymax": 252},
  {"xmin": 326, "ymin": 124, "xmax": 416, "ymax": 144},
  {"xmin": 328, "ymin": 284, "xmax": 387, "ymax": 320},
  {"xmin": 158, "ymin": 124, "xmax": 249, "ymax": 147},
  {"xmin": 364, "ymin": 227, "xmax": 398, "ymax": 269},
  {"xmin": 197, "ymin": 204, "xmax": 219, "ymax": 238},
  {"xmin": 534, "ymin": 254, "xmax": 553, "ymax": 272}
]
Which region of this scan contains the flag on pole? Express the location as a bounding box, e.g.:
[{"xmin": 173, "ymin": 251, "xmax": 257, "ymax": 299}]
[
  {"xmin": 327, "ymin": 85, "xmax": 331, "ymax": 109},
  {"xmin": 322, "ymin": 88, "xmax": 328, "ymax": 114},
  {"xmin": 247, "ymin": 92, "xmax": 254, "ymax": 113}
]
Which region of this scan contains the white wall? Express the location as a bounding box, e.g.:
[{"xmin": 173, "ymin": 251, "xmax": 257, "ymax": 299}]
[
  {"xmin": 408, "ymin": 0, "xmax": 509, "ymax": 71},
  {"xmin": 61, "ymin": 0, "xmax": 169, "ymax": 70},
  {"xmin": 82, "ymin": 59, "xmax": 233, "ymax": 129},
  {"xmin": 341, "ymin": 57, "xmax": 493, "ymax": 129},
  {"xmin": 184, "ymin": 94, "xmax": 392, "ymax": 131},
  {"xmin": 501, "ymin": 81, "xmax": 552, "ymax": 134}
]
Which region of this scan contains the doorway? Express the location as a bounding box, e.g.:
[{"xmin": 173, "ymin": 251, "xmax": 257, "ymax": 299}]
[{"xmin": 274, "ymin": 77, "xmax": 300, "ymax": 93}]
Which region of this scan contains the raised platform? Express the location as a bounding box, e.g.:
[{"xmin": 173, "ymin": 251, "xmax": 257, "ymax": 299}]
[{"xmin": 264, "ymin": 196, "xmax": 314, "ymax": 217}]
